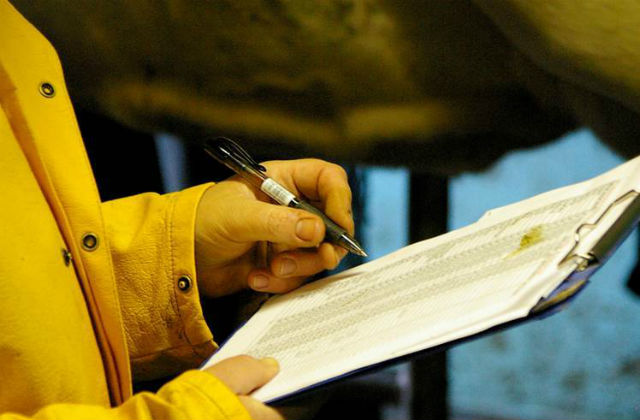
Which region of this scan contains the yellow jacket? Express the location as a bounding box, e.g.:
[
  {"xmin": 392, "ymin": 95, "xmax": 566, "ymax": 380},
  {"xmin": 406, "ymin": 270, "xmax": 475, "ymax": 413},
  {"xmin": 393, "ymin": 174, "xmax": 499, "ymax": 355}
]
[{"xmin": 0, "ymin": 2, "xmax": 249, "ymax": 418}]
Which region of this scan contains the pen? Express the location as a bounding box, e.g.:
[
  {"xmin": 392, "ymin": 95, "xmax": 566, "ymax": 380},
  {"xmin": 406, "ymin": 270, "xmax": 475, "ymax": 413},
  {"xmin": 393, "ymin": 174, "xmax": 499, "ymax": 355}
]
[{"xmin": 203, "ymin": 137, "xmax": 367, "ymax": 257}]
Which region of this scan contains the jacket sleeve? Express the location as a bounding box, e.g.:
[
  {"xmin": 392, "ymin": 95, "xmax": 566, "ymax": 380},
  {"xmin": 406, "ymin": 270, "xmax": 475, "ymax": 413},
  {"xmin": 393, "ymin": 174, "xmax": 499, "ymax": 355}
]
[
  {"xmin": 0, "ymin": 371, "xmax": 251, "ymax": 420},
  {"xmin": 101, "ymin": 183, "xmax": 217, "ymax": 381}
]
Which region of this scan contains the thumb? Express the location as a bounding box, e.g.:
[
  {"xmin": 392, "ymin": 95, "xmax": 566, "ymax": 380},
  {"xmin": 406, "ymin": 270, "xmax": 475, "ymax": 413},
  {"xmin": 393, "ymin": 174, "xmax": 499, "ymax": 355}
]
[
  {"xmin": 230, "ymin": 200, "xmax": 325, "ymax": 247},
  {"xmin": 205, "ymin": 355, "xmax": 279, "ymax": 395}
]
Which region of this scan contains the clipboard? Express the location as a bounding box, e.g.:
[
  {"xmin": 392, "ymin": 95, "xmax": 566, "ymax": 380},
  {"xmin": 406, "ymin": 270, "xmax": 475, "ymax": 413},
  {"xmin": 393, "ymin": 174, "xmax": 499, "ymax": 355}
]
[
  {"xmin": 202, "ymin": 159, "xmax": 640, "ymax": 404},
  {"xmin": 273, "ymin": 191, "xmax": 640, "ymax": 404},
  {"xmin": 531, "ymin": 190, "xmax": 640, "ymax": 314}
]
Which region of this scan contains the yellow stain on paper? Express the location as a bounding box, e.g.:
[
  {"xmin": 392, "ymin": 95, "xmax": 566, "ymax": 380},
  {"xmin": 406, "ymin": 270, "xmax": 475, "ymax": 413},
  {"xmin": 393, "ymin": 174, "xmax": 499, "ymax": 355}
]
[{"xmin": 508, "ymin": 225, "xmax": 544, "ymax": 257}]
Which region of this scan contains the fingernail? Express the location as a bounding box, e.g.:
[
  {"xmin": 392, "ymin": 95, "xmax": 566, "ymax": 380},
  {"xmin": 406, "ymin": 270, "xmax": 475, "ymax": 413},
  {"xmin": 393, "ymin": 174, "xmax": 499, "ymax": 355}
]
[
  {"xmin": 296, "ymin": 218, "xmax": 319, "ymax": 242},
  {"xmin": 251, "ymin": 275, "xmax": 269, "ymax": 289},
  {"xmin": 261, "ymin": 357, "xmax": 279, "ymax": 369},
  {"xmin": 337, "ymin": 247, "xmax": 348, "ymax": 259},
  {"xmin": 279, "ymin": 258, "xmax": 297, "ymax": 276}
]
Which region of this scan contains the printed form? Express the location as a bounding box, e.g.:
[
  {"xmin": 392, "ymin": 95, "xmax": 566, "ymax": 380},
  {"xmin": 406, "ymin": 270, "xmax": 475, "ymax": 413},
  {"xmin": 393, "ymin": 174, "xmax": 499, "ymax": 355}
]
[{"xmin": 203, "ymin": 157, "xmax": 640, "ymax": 402}]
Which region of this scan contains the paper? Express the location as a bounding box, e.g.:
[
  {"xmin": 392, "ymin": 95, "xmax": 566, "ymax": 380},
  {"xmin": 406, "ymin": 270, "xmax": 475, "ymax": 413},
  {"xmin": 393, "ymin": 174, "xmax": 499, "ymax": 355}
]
[{"xmin": 203, "ymin": 156, "xmax": 640, "ymax": 402}]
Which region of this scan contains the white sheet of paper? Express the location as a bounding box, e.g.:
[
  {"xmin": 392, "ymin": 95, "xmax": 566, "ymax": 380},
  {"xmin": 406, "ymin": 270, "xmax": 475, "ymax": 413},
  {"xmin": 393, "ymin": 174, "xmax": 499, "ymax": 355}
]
[{"xmin": 202, "ymin": 157, "xmax": 640, "ymax": 402}]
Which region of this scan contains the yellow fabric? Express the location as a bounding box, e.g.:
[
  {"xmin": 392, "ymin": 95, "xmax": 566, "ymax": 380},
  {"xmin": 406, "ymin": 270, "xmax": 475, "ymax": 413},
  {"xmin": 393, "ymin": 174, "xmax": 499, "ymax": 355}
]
[
  {"xmin": 0, "ymin": 1, "xmax": 248, "ymax": 418},
  {"xmin": 0, "ymin": 77, "xmax": 111, "ymax": 413},
  {"xmin": 102, "ymin": 186, "xmax": 218, "ymax": 381},
  {"xmin": 0, "ymin": 371, "xmax": 250, "ymax": 420}
]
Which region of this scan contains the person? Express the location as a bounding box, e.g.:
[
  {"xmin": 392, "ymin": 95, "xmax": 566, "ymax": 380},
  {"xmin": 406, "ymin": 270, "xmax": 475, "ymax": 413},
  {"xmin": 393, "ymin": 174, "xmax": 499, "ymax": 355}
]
[{"xmin": 0, "ymin": 1, "xmax": 354, "ymax": 419}]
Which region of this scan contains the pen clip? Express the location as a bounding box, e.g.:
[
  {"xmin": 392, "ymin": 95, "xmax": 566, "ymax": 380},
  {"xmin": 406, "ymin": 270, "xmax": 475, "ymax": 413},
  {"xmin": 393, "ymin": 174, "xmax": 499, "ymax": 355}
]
[{"xmin": 206, "ymin": 137, "xmax": 267, "ymax": 173}]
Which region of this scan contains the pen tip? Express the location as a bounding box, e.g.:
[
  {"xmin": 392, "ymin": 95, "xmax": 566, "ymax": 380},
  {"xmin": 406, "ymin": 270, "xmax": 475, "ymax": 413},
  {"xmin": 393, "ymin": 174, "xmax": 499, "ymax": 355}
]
[
  {"xmin": 339, "ymin": 235, "xmax": 368, "ymax": 258},
  {"xmin": 351, "ymin": 245, "xmax": 367, "ymax": 257}
]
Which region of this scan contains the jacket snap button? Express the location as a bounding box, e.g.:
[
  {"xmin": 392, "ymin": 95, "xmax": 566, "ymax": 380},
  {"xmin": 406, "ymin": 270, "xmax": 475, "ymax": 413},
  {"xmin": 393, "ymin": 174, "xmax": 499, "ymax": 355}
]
[
  {"xmin": 62, "ymin": 248, "xmax": 73, "ymax": 266},
  {"xmin": 39, "ymin": 82, "xmax": 56, "ymax": 98},
  {"xmin": 81, "ymin": 233, "xmax": 99, "ymax": 251},
  {"xmin": 177, "ymin": 276, "xmax": 192, "ymax": 292}
]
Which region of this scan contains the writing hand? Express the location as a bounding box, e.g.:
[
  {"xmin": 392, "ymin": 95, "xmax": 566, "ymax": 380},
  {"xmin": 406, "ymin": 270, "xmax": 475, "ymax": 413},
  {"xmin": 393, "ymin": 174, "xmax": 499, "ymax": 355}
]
[{"xmin": 195, "ymin": 159, "xmax": 353, "ymax": 297}]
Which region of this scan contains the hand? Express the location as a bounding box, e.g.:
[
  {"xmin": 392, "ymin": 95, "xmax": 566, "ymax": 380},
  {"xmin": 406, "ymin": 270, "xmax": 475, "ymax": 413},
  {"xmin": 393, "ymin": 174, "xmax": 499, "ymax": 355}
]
[
  {"xmin": 195, "ymin": 159, "xmax": 354, "ymax": 297},
  {"xmin": 204, "ymin": 355, "xmax": 283, "ymax": 420}
]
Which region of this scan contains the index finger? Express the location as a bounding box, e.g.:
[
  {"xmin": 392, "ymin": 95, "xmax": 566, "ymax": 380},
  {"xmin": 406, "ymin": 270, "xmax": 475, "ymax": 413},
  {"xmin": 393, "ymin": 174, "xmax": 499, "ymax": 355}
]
[{"xmin": 264, "ymin": 159, "xmax": 354, "ymax": 235}]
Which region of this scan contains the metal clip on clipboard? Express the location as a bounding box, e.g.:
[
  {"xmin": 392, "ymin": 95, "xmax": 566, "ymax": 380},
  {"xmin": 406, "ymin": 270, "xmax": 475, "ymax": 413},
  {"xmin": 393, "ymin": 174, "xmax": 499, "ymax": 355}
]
[{"xmin": 531, "ymin": 190, "xmax": 640, "ymax": 314}]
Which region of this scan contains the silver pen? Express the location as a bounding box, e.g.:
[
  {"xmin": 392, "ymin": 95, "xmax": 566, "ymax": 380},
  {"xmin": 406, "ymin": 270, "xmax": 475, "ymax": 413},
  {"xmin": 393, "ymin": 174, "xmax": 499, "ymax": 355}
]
[{"xmin": 204, "ymin": 137, "xmax": 367, "ymax": 257}]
